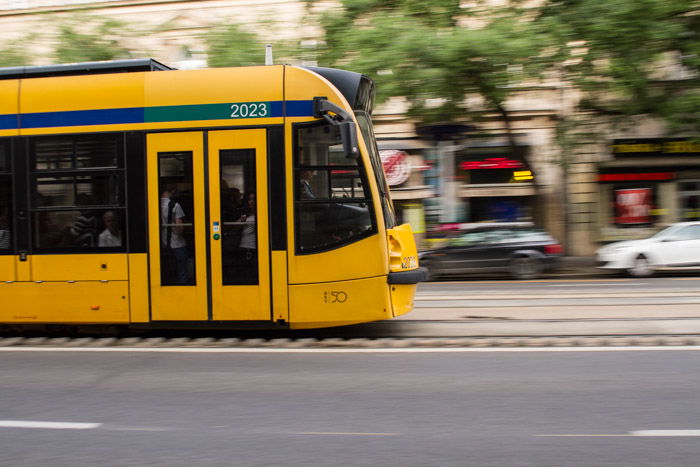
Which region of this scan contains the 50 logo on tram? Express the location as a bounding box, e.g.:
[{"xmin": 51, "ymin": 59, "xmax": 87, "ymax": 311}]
[{"xmin": 324, "ymin": 291, "xmax": 348, "ymax": 304}]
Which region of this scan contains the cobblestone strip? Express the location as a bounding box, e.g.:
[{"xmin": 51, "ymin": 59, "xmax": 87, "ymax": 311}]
[{"xmin": 2, "ymin": 335, "xmax": 700, "ymax": 348}]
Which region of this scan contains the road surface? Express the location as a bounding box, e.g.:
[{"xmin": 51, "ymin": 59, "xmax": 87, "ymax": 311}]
[{"xmin": 2, "ymin": 347, "xmax": 700, "ymax": 466}]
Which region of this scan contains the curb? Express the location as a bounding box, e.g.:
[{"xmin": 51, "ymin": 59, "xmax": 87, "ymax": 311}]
[
  {"xmin": 551, "ymin": 257, "xmax": 604, "ymax": 277},
  {"xmin": 2, "ymin": 335, "xmax": 700, "ymax": 349}
]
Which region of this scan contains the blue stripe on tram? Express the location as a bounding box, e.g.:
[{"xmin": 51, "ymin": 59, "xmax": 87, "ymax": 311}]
[
  {"xmin": 0, "ymin": 114, "xmax": 19, "ymax": 130},
  {"xmin": 21, "ymin": 107, "xmax": 144, "ymax": 128},
  {"xmin": 3, "ymin": 100, "xmax": 317, "ymax": 129}
]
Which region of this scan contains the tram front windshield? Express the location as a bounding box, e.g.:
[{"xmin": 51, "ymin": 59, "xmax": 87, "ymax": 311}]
[
  {"xmin": 294, "ymin": 120, "xmax": 376, "ymax": 254},
  {"xmin": 354, "ymin": 112, "xmax": 396, "ymax": 229}
]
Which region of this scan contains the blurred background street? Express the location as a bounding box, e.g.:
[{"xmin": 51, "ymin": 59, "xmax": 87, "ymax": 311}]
[
  {"xmin": 1, "ymin": 2, "xmax": 699, "ymax": 466},
  {"xmin": 1, "ymin": 0, "xmax": 698, "ymax": 259}
]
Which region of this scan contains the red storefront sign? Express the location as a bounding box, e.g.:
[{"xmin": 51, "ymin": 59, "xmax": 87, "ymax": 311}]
[
  {"xmin": 599, "ymin": 172, "xmax": 674, "ymax": 182},
  {"xmin": 460, "ymin": 157, "xmax": 524, "ymax": 170},
  {"xmin": 615, "ymin": 188, "xmax": 652, "ymax": 224}
]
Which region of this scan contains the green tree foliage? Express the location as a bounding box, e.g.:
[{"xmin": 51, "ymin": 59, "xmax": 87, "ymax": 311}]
[
  {"xmin": 317, "ymin": 0, "xmax": 551, "ymax": 126},
  {"xmin": 316, "ymin": 0, "xmax": 698, "ymax": 134},
  {"xmin": 0, "ymin": 33, "xmax": 39, "ymax": 67},
  {"xmin": 537, "ymin": 0, "xmax": 700, "ymax": 133},
  {"xmin": 206, "ymin": 23, "xmax": 269, "ymax": 67},
  {"xmin": 0, "ymin": 45, "xmax": 30, "ymax": 67},
  {"xmin": 53, "ymin": 16, "xmax": 131, "ymax": 63}
]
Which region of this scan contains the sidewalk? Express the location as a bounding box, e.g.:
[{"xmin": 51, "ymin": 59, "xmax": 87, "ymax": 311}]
[
  {"xmin": 398, "ymin": 259, "xmax": 700, "ymax": 337},
  {"xmin": 552, "ymin": 256, "xmax": 604, "ymax": 277}
]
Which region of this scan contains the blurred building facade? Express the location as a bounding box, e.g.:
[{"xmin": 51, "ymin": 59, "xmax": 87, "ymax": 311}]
[{"xmin": 1, "ymin": 0, "xmax": 696, "ymax": 255}]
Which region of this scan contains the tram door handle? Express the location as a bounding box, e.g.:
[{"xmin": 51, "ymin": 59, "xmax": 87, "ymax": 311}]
[{"xmin": 19, "ymin": 251, "xmax": 28, "ymax": 262}]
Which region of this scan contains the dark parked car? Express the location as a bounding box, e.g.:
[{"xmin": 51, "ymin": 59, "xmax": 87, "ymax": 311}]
[{"xmin": 418, "ymin": 223, "xmax": 563, "ymax": 280}]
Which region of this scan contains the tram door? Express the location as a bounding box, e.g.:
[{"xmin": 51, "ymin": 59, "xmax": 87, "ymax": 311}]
[{"xmin": 147, "ymin": 130, "xmax": 270, "ymax": 322}]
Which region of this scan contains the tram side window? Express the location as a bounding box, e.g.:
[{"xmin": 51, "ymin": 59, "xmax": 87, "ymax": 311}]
[
  {"xmin": 294, "ymin": 121, "xmax": 376, "ymax": 254},
  {"xmin": 158, "ymin": 152, "xmax": 196, "ymax": 286},
  {"xmin": 0, "ymin": 142, "xmax": 11, "ymax": 252},
  {"xmin": 30, "ymin": 134, "xmax": 126, "ymax": 251}
]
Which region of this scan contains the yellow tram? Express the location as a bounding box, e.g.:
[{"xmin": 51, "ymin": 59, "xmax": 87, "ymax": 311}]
[{"xmin": 0, "ymin": 59, "xmax": 424, "ymax": 329}]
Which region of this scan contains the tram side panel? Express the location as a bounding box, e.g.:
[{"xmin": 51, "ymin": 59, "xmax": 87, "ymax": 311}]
[
  {"xmin": 142, "ymin": 68, "xmax": 285, "ymax": 324},
  {"xmin": 0, "ymin": 63, "xmax": 420, "ymax": 328},
  {"xmin": 0, "ymin": 72, "xmax": 146, "ymax": 324},
  {"xmin": 284, "ymin": 67, "xmax": 394, "ymax": 328}
]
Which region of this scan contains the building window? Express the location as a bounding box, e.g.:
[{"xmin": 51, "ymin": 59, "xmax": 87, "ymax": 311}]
[
  {"xmin": 679, "ymin": 180, "xmax": 700, "ymax": 221},
  {"xmin": 30, "ymin": 134, "xmax": 126, "ymax": 251}
]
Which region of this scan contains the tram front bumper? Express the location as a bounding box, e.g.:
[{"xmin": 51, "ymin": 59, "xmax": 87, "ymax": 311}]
[{"xmin": 387, "ymin": 267, "xmax": 429, "ymax": 284}]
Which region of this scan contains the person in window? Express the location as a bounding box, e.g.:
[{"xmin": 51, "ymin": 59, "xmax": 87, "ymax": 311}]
[
  {"xmin": 237, "ymin": 192, "xmax": 257, "ymax": 283},
  {"xmin": 36, "ymin": 211, "xmax": 67, "ymax": 248},
  {"xmin": 70, "ymin": 193, "xmax": 97, "ymax": 247},
  {"xmin": 299, "ymin": 170, "xmax": 317, "ymax": 199},
  {"xmin": 160, "ymin": 185, "xmax": 189, "ymax": 284},
  {"xmin": 221, "ymin": 183, "xmax": 244, "ymax": 223},
  {"xmin": 98, "ymin": 210, "xmax": 121, "ymax": 247},
  {"xmin": 221, "ymin": 184, "xmax": 244, "ymax": 280}
]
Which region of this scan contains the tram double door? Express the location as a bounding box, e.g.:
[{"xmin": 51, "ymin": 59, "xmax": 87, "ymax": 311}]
[{"xmin": 147, "ymin": 129, "xmax": 275, "ymax": 322}]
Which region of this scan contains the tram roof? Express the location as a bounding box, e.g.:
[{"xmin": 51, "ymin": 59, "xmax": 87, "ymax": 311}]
[{"xmin": 0, "ymin": 58, "xmax": 173, "ymax": 80}]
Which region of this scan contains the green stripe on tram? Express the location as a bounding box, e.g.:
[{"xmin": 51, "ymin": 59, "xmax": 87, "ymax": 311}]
[{"xmin": 145, "ymin": 102, "xmax": 274, "ymax": 122}]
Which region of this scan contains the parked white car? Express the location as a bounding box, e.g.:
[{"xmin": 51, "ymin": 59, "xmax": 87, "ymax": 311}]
[{"xmin": 596, "ymin": 222, "xmax": 700, "ymax": 277}]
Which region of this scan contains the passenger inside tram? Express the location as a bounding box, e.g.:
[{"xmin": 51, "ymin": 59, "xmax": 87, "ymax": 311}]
[
  {"xmin": 98, "ymin": 210, "xmax": 122, "ymax": 247},
  {"xmin": 235, "ymin": 191, "xmax": 258, "ymax": 285},
  {"xmin": 69, "ymin": 193, "xmax": 97, "ymax": 248},
  {"xmin": 160, "ymin": 184, "xmax": 190, "ymax": 285}
]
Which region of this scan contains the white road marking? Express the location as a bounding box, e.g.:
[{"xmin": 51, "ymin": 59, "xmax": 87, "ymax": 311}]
[
  {"xmin": 0, "ymin": 420, "xmax": 102, "ymax": 430},
  {"xmin": 289, "ymin": 432, "xmax": 399, "ymax": 436},
  {"xmin": 537, "ymin": 434, "xmax": 629, "ymax": 437},
  {"xmin": 546, "ymin": 283, "xmax": 643, "ymax": 287},
  {"xmin": 539, "ymin": 430, "xmax": 700, "ymax": 438},
  {"xmin": 416, "ymin": 292, "xmax": 700, "ymax": 300},
  {"xmin": 632, "ymin": 430, "xmax": 700, "ymax": 437},
  {"xmin": 1, "ymin": 346, "xmax": 700, "ymax": 353},
  {"xmin": 426, "ymin": 278, "xmax": 634, "ymax": 284}
]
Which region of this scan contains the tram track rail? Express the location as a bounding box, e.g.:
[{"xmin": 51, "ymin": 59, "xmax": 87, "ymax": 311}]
[
  {"xmin": 4, "ymin": 318, "xmax": 700, "ymax": 348},
  {"xmin": 2, "ymin": 335, "xmax": 700, "ymax": 349}
]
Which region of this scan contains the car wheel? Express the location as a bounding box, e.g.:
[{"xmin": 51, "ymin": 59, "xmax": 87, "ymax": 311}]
[
  {"xmin": 627, "ymin": 254, "xmax": 655, "ymax": 277},
  {"xmin": 509, "ymin": 256, "xmax": 543, "ymax": 280}
]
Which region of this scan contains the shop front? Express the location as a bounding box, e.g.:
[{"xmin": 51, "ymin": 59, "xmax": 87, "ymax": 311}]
[
  {"xmin": 455, "ymin": 142, "xmax": 537, "ymax": 224},
  {"xmin": 379, "ymin": 132, "xmax": 544, "ymax": 249},
  {"xmin": 598, "ymin": 138, "xmax": 700, "ymax": 242}
]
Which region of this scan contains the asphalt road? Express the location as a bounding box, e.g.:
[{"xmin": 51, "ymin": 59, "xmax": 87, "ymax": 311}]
[{"xmin": 2, "ymin": 348, "xmax": 700, "ymax": 466}]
